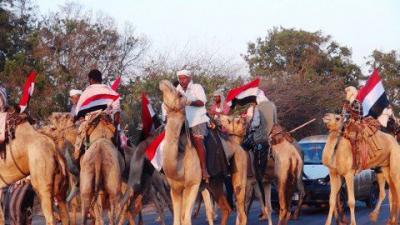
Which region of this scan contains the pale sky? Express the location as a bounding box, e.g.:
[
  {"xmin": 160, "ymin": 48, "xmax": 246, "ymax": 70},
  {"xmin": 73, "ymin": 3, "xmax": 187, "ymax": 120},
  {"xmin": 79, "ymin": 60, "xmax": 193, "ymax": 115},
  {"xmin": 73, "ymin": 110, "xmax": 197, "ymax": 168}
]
[{"xmin": 36, "ymin": 0, "xmax": 400, "ymax": 76}]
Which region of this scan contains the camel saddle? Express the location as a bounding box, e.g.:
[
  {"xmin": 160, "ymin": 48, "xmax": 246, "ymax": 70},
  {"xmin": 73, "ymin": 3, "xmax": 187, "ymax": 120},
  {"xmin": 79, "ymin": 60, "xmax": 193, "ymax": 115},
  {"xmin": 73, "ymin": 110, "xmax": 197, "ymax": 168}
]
[
  {"xmin": 0, "ymin": 110, "xmax": 30, "ymax": 159},
  {"xmin": 74, "ymin": 110, "xmax": 116, "ymax": 157},
  {"xmin": 343, "ymin": 117, "xmax": 382, "ymax": 170},
  {"xmin": 204, "ymin": 128, "xmax": 229, "ymax": 177},
  {"xmin": 269, "ymin": 124, "xmax": 294, "ymax": 146}
]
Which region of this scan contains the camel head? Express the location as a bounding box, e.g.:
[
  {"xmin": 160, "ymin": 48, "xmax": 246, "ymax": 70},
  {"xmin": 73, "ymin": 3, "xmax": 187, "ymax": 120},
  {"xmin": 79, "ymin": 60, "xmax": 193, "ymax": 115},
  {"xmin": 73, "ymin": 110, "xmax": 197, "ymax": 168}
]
[
  {"xmin": 322, "ymin": 113, "xmax": 343, "ymax": 132},
  {"xmin": 48, "ymin": 112, "xmax": 75, "ymax": 130},
  {"xmin": 218, "ymin": 115, "xmax": 247, "ymax": 137},
  {"xmin": 159, "ymin": 80, "xmax": 188, "ymax": 113}
]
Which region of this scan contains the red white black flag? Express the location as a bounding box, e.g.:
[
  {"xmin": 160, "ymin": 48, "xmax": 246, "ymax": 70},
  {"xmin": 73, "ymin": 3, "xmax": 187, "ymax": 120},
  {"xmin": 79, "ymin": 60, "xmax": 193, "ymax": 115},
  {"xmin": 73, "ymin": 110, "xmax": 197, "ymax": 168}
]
[
  {"xmin": 19, "ymin": 71, "xmax": 37, "ymax": 113},
  {"xmin": 356, "ymin": 69, "xmax": 390, "ymax": 118},
  {"xmin": 145, "ymin": 131, "xmax": 165, "ymax": 171},
  {"xmin": 111, "ymin": 76, "xmax": 121, "ymax": 91},
  {"xmin": 225, "ymin": 78, "xmax": 260, "ymax": 108},
  {"xmin": 141, "ymin": 92, "xmax": 161, "ymax": 138}
]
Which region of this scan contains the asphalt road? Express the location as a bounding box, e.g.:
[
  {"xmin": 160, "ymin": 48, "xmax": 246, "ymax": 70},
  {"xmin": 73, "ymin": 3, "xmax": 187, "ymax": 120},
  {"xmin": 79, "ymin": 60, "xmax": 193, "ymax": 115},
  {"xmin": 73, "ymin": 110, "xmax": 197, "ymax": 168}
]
[{"xmin": 31, "ymin": 199, "xmax": 391, "ymax": 225}]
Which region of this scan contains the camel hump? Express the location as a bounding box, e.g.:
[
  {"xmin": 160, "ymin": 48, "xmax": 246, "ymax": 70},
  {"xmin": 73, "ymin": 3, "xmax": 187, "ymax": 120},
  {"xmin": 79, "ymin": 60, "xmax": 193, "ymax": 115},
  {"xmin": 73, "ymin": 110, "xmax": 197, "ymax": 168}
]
[{"xmin": 270, "ymin": 124, "xmax": 294, "ymax": 145}]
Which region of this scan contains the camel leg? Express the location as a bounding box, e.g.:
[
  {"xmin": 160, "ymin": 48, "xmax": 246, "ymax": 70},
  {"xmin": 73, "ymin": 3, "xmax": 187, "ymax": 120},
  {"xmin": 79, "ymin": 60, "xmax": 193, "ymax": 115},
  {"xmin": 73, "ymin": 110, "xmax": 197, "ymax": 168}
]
[
  {"xmin": 208, "ymin": 179, "xmax": 232, "ymax": 225},
  {"xmin": 181, "ymin": 184, "xmax": 200, "ymax": 225},
  {"xmin": 55, "ymin": 197, "xmax": 69, "ymax": 225},
  {"xmin": 292, "ymin": 178, "xmax": 305, "ymax": 220},
  {"xmin": 324, "ymin": 173, "xmax": 342, "ymax": 225},
  {"xmin": 93, "ymin": 196, "xmax": 104, "ymax": 225},
  {"xmin": 232, "ymin": 152, "xmax": 247, "ymax": 225},
  {"xmin": 170, "ymin": 188, "xmax": 183, "ymax": 225},
  {"xmin": 277, "ymin": 179, "xmax": 290, "ymax": 225},
  {"xmin": 369, "ymin": 171, "xmax": 386, "ymax": 222},
  {"xmin": 254, "ymin": 180, "xmax": 268, "ymax": 218},
  {"xmin": 36, "ymin": 187, "xmax": 55, "ymax": 225},
  {"xmin": 80, "ymin": 177, "xmax": 93, "ymax": 225},
  {"xmin": 244, "ymin": 178, "xmax": 255, "ymax": 215},
  {"xmin": 201, "ymin": 189, "xmax": 215, "ymax": 225},
  {"xmin": 264, "ymin": 183, "xmax": 273, "ymax": 225},
  {"xmin": 388, "ymin": 171, "xmax": 400, "ymax": 224},
  {"xmin": 344, "ymin": 173, "xmax": 356, "ymax": 225},
  {"xmin": 70, "ymin": 196, "xmax": 79, "ymax": 225}
]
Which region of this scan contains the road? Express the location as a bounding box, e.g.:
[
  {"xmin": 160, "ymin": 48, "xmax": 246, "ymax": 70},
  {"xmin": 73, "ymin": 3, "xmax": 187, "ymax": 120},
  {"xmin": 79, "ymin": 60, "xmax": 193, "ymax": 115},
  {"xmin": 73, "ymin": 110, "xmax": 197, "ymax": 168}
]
[{"xmin": 32, "ymin": 200, "xmax": 390, "ymax": 225}]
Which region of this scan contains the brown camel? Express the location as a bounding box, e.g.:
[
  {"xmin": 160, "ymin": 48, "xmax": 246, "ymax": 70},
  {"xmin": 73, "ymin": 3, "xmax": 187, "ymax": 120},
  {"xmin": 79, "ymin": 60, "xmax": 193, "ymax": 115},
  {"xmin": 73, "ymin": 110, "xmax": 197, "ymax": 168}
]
[
  {"xmin": 322, "ymin": 113, "xmax": 400, "ymax": 225},
  {"xmin": 75, "ymin": 111, "xmax": 122, "ymax": 225},
  {"xmin": 267, "ymin": 124, "xmax": 304, "ymax": 225},
  {"xmin": 220, "ymin": 117, "xmax": 304, "ymax": 225},
  {"xmin": 0, "ymin": 110, "xmax": 69, "ymax": 225},
  {"xmin": 160, "ymin": 80, "xmax": 249, "ymax": 225},
  {"xmin": 46, "ymin": 112, "xmax": 145, "ymax": 225},
  {"xmin": 158, "ymin": 80, "xmax": 202, "ymax": 225}
]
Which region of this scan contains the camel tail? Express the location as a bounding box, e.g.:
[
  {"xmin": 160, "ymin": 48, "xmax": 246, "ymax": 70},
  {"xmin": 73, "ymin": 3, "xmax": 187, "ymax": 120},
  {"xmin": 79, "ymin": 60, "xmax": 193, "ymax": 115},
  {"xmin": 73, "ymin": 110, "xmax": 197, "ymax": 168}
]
[
  {"xmin": 54, "ymin": 151, "xmax": 68, "ymax": 190},
  {"xmin": 286, "ymin": 159, "xmax": 297, "ymax": 207},
  {"xmin": 94, "ymin": 154, "xmax": 101, "ymax": 194}
]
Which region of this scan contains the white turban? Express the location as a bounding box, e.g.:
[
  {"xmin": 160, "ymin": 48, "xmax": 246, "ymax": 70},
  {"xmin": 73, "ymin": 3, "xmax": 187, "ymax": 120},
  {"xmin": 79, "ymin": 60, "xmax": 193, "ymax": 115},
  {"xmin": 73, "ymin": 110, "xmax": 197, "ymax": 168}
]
[
  {"xmin": 177, "ymin": 70, "xmax": 192, "ymax": 77},
  {"xmin": 345, "ymin": 86, "xmax": 358, "ymax": 103},
  {"xmin": 69, "ymin": 89, "xmax": 82, "ymax": 97}
]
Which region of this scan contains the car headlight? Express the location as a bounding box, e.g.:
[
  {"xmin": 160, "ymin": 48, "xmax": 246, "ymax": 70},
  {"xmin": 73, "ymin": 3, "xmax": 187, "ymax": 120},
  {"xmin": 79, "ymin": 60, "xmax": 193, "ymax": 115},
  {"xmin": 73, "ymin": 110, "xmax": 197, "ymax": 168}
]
[{"xmin": 317, "ymin": 178, "xmax": 329, "ymax": 185}]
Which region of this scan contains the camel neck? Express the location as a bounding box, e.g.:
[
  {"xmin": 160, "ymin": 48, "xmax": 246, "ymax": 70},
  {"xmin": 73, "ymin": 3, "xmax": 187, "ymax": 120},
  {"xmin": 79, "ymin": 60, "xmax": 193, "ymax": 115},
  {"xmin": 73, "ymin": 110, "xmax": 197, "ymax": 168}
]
[
  {"xmin": 228, "ymin": 135, "xmax": 243, "ymax": 145},
  {"xmin": 163, "ymin": 112, "xmax": 185, "ymax": 176}
]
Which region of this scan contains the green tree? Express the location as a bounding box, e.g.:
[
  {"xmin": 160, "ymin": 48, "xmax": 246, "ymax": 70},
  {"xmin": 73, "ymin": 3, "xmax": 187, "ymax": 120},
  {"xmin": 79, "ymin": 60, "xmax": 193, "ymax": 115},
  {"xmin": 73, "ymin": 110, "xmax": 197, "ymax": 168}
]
[
  {"xmin": 244, "ymin": 27, "xmax": 362, "ymax": 138},
  {"xmin": 244, "ymin": 27, "xmax": 361, "ymax": 84}
]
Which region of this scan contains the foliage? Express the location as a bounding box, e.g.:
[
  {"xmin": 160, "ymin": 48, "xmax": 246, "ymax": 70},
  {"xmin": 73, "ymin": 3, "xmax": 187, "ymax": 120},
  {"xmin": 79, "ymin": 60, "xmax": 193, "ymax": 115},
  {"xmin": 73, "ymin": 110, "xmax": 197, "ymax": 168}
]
[
  {"xmin": 244, "ymin": 27, "xmax": 361, "ymax": 85},
  {"xmin": 244, "ymin": 27, "xmax": 362, "ymax": 138}
]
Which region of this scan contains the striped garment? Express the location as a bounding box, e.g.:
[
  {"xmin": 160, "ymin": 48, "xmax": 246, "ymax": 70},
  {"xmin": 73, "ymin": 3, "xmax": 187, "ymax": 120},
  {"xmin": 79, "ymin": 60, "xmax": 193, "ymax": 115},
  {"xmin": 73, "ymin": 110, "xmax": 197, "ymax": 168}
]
[
  {"xmin": 75, "ymin": 84, "xmax": 120, "ymax": 119},
  {"xmin": 0, "ymin": 85, "xmax": 7, "ymax": 112}
]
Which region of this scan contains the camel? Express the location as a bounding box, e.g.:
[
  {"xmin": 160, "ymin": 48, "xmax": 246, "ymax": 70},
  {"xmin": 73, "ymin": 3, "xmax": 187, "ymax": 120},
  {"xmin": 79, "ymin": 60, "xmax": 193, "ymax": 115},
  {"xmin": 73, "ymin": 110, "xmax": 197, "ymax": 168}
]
[
  {"xmin": 0, "ymin": 109, "xmax": 69, "ymax": 225},
  {"xmin": 159, "ymin": 80, "xmax": 249, "ymax": 225},
  {"xmin": 158, "ymin": 80, "xmax": 202, "ymax": 225},
  {"xmin": 322, "ymin": 113, "xmax": 400, "ymax": 225},
  {"xmin": 43, "ymin": 112, "xmax": 145, "ymax": 225},
  {"xmin": 219, "ymin": 116, "xmax": 304, "ymax": 225},
  {"xmin": 119, "ymin": 130, "xmax": 217, "ymax": 225},
  {"xmin": 68, "ymin": 111, "xmax": 121, "ymax": 225}
]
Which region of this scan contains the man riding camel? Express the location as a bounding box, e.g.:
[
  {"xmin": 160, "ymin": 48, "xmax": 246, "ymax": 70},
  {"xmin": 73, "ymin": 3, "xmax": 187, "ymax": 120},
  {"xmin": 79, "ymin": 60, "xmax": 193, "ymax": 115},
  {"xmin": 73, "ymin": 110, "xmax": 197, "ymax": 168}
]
[
  {"xmin": 209, "ymin": 89, "xmax": 230, "ymax": 119},
  {"xmin": 176, "ymin": 69, "xmax": 210, "ymax": 182},
  {"xmin": 69, "ymin": 89, "xmax": 82, "ymax": 116},
  {"xmin": 73, "ymin": 69, "xmax": 121, "ymax": 159}
]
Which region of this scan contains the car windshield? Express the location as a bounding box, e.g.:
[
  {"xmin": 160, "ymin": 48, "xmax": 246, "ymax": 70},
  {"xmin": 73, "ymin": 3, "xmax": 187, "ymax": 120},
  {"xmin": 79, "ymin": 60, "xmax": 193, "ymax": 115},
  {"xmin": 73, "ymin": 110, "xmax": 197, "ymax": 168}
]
[{"xmin": 299, "ymin": 142, "xmax": 325, "ymax": 164}]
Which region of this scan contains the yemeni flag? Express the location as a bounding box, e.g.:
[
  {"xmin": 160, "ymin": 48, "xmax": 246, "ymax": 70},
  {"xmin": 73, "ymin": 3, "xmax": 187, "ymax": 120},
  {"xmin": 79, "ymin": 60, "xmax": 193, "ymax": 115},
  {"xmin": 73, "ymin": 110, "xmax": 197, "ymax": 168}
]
[
  {"xmin": 75, "ymin": 84, "xmax": 120, "ymax": 118},
  {"xmin": 141, "ymin": 92, "xmax": 161, "ymax": 138},
  {"xmin": 18, "ymin": 71, "xmax": 37, "ymax": 113},
  {"xmin": 145, "ymin": 131, "xmax": 165, "ymax": 171},
  {"xmin": 225, "ymin": 78, "xmax": 260, "ymax": 108},
  {"xmin": 356, "ymin": 69, "xmax": 390, "ymax": 118},
  {"xmin": 111, "ymin": 76, "xmax": 121, "ymax": 91}
]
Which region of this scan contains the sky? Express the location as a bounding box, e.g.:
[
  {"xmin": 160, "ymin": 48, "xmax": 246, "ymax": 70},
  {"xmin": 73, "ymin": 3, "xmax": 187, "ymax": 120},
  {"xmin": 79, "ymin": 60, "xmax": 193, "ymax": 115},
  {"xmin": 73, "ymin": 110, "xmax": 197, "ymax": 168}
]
[{"xmin": 36, "ymin": 0, "xmax": 400, "ymax": 76}]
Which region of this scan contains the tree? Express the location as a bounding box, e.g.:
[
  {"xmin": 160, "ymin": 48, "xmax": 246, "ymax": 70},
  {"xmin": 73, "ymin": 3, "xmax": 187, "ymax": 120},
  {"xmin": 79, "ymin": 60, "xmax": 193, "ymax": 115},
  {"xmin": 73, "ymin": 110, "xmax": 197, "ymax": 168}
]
[
  {"xmin": 244, "ymin": 27, "xmax": 361, "ymax": 84},
  {"xmin": 244, "ymin": 27, "xmax": 362, "ymax": 138},
  {"xmin": 366, "ymin": 50, "xmax": 400, "ymax": 112}
]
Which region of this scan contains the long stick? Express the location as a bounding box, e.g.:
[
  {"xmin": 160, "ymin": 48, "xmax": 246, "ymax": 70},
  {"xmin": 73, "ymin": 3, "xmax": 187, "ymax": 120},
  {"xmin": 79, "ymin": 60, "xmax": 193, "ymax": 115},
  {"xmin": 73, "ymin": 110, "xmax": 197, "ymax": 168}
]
[{"xmin": 289, "ymin": 118, "xmax": 316, "ymax": 133}]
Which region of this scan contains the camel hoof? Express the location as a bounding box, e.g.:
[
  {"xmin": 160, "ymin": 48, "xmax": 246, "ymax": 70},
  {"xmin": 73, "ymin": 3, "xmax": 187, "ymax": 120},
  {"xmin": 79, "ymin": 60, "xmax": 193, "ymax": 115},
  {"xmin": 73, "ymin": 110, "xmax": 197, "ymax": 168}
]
[
  {"xmin": 369, "ymin": 212, "xmax": 378, "ymax": 222},
  {"xmin": 258, "ymin": 214, "xmax": 268, "ymax": 221}
]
